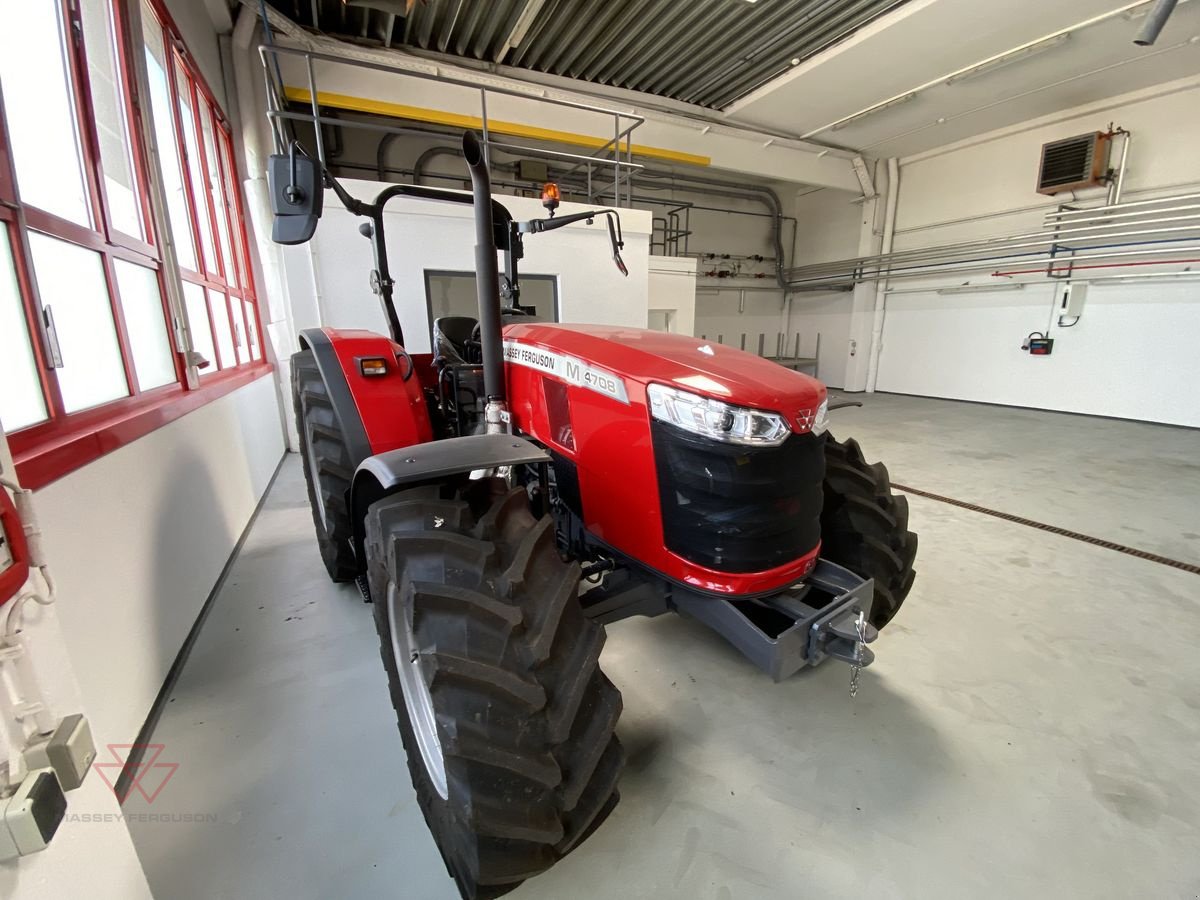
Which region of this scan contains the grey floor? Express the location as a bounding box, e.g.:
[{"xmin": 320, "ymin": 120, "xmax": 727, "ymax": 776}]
[{"xmin": 126, "ymin": 394, "xmax": 1200, "ymax": 900}]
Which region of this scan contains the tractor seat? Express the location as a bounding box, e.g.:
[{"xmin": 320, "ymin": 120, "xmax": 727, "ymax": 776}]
[{"xmin": 433, "ymin": 316, "xmax": 480, "ymax": 365}]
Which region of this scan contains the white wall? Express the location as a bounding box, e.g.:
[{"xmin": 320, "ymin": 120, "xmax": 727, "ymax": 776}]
[
  {"xmin": 792, "ymin": 187, "xmax": 863, "ymax": 266},
  {"xmin": 160, "ymin": 0, "xmax": 228, "ymax": 111},
  {"xmin": 33, "ymin": 375, "xmax": 284, "ymax": 750},
  {"xmin": 282, "ymin": 180, "xmax": 653, "ymax": 349},
  {"xmin": 785, "ymin": 77, "xmax": 1200, "ymax": 422},
  {"xmin": 877, "ymin": 280, "xmax": 1200, "ymax": 424},
  {"xmin": 877, "ymin": 77, "xmax": 1200, "ymax": 426},
  {"xmin": 0, "ymin": 433, "xmax": 153, "ymax": 900},
  {"xmin": 782, "ymin": 187, "xmax": 864, "ymax": 387},
  {"xmin": 648, "ymin": 256, "xmax": 697, "ymax": 337}
]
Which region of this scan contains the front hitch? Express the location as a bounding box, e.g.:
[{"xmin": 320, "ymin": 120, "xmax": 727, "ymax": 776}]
[{"xmin": 672, "ymin": 560, "xmax": 878, "ymax": 682}]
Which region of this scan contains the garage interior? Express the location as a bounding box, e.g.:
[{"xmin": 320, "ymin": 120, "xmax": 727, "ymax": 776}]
[{"xmin": 0, "ymin": 1, "xmax": 1197, "ymax": 898}]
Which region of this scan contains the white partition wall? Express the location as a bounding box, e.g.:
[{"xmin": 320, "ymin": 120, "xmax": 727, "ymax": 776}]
[{"xmin": 281, "ymin": 180, "xmax": 653, "ymax": 350}]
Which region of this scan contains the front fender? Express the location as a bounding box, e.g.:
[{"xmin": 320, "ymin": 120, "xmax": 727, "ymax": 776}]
[
  {"xmin": 299, "ymin": 327, "xmax": 432, "ymax": 466},
  {"xmin": 349, "ymin": 433, "xmax": 551, "ymax": 560}
]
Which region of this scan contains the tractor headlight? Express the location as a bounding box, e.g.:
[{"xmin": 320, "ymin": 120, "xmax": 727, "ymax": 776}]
[
  {"xmin": 647, "ymin": 384, "xmax": 791, "ymax": 446},
  {"xmin": 811, "ymin": 398, "xmax": 829, "ymax": 436}
]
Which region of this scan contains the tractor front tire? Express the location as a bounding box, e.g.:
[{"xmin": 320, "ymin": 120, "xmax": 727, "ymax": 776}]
[
  {"xmin": 820, "ymin": 434, "xmax": 917, "ymax": 630},
  {"xmin": 365, "ymin": 480, "xmax": 623, "ymax": 900},
  {"xmin": 292, "ymin": 350, "xmax": 357, "ymax": 582}
]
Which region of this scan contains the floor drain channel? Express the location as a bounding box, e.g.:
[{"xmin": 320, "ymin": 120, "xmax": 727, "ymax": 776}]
[{"xmin": 891, "ymin": 483, "xmax": 1200, "ymax": 577}]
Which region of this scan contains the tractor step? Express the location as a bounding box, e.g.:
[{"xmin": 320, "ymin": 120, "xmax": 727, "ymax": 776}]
[{"xmin": 672, "ymin": 560, "xmax": 877, "ymax": 682}]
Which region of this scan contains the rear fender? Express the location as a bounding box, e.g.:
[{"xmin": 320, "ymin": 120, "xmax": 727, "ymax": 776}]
[
  {"xmin": 298, "ymin": 327, "xmax": 433, "ymax": 467},
  {"xmin": 349, "ymin": 433, "xmax": 551, "ymax": 564}
]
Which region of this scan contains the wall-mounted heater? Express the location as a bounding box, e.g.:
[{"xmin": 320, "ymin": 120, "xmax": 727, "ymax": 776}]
[{"xmin": 1036, "ymin": 132, "xmax": 1111, "ymax": 195}]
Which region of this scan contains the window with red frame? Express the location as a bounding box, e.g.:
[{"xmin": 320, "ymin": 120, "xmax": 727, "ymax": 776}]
[{"xmin": 0, "ymin": 0, "xmax": 263, "ymax": 470}]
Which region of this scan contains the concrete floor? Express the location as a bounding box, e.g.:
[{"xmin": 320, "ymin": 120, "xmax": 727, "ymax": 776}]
[{"xmin": 126, "ymin": 394, "xmax": 1200, "ymax": 899}]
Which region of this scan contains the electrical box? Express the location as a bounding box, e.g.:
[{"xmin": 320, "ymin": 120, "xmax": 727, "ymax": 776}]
[
  {"xmin": 24, "ymin": 715, "xmax": 96, "ymax": 792},
  {"xmin": 1029, "ymin": 337, "xmax": 1054, "ymax": 355},
  {"xmin": 1057, "ymin": 282, "xmax": 1087, "ymax": 322},
  {"xmin": 0, "ymin": 769, "xmax": 66, "ymax": 861},
  {"xmin": 517, "ymin": 159, "xmax": 549, "ymax": 183}
]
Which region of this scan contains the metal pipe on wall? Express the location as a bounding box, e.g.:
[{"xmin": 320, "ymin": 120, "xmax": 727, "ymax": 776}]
[
  {"xmin": 1108, "ymin": 130, "xmax": 1132, "ymax": 206},
  {"xmin": 786, "ymin": 198, "xmax": 1200, "ymax": 281},
  {"xmin": 865, "ymin": 158, "xmax": 899, "ymax": 394}
]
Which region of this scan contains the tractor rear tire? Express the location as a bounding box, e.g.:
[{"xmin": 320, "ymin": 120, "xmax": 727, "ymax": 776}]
[
  {"xmin": 292, "ymin": 350, "xmax": 357, "ymax": 582},
  {"xmin": 820, "ymin": 434, "xmax": 917, "ymax": 630},
  {"xmin": 364, "ymin": 480, "xmax": 623, "ymax": 900}
]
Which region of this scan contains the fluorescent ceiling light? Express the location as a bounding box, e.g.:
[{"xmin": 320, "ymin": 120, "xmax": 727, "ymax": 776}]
[
  {"xmin": 936, "ymin": 283, "xmax": 1026, "ymax": 295},
  {"xmin": 495, "ymin": 0, "xmax": 546, "ymax": 61},
  {"xmin": 830, "ymin": 92, "xmax": 917, "ymax": 131},
  {"xmin": 1092, "ymin": 270, "xmax": 1199, "ymax": 283},
  {"xmin": 945, "ymin": 33, "xmax": 1071, "ymax": 86}
]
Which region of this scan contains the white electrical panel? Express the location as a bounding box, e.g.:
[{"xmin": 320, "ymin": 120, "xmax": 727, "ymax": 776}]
[{"xmin": 1057, "ymin": 282, "xmax": 1088, "ymax": 322}]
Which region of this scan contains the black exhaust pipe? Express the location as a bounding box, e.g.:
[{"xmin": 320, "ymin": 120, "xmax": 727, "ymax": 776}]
[{"xmin": 462, "ymin": 131, "xmax": 505, "ymax": 405}]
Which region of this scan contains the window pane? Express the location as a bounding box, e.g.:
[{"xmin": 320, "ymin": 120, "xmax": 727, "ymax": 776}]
[
  {"xmin": 199, "ymin": 108, "xmax": 233, "ymax": 281},
  {"xmin": 80, "ymin": 0, "xmax": 142, "ymax": 238},
  {"xmin": 232, "ymin": 300, "xmax": 249, "ymax": 365},
  {"xmin": 245, "ymin": 300, "xmax": 261, "ymax": 361},
  {"xmin": 175, "ymin": 63, "xmax": 216, "ymax": 275},
  {"xmin": 113, "ymin": 260, "xmax": 175, "ymax": 390},
  {"xmin": 218, "ymin": 135, "xmax": 246, "ymax": 289},
  {"xmin": 28, "ymin": 233, "xmax": 128, "ymax": 413},
  {"xmin": 209, "ymin": 289, "xmax": 235, "ymax": 369},
  {"xmin": 182, "ymin": 281, "xmax": 216, "ymax": 374},
  {"xmin": 143, "ymin": 11, "xmax": 196, "ymax": 270},
  {"xmin": 0, "ymin": 2, "xmax": 91, "ymax": 225},
  {"xmin": 0, "ymin": 231, "xmax": 47, "ymax": 431}
]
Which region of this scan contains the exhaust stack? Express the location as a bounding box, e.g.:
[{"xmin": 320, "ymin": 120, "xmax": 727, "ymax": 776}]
[{"xmin": 462, "ymin": 131, "xmax": 507, "ymax": 424}]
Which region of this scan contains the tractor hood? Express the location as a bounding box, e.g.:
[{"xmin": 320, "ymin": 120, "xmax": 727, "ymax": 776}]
[{"xmin": 503, "ymin": 322, "xmax": 825, "ymax": 415}]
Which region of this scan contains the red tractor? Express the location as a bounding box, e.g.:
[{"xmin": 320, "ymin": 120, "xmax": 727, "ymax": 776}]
[{"xmin": 271, "ymin": 132, "xmax": 916, "ymax": 899}]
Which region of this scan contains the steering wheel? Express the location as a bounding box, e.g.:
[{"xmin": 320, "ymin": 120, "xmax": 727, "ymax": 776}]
[{"xmin": 466, "ymin": 322, "xmax": 484, "ymax": 364}]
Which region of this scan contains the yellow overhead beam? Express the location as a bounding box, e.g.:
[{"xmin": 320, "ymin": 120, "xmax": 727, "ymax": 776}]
[{"xmin": 283, "ymin": 87, "xmax": 711, "ymax": 167}]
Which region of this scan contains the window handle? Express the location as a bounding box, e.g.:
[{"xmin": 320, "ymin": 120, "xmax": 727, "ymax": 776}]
[{"xmin": 42, "ymin": 305, "xmax": 64, "ymax": 369}]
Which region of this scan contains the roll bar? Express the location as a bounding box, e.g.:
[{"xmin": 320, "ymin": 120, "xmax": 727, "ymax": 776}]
[{"xmin": 268, "ymin": 134, "xmax": 627, "ymax": 413}]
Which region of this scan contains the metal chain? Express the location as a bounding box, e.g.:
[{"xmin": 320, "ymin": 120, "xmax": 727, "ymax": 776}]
[{"xmin": 849, "ymin": 610, "xmax": 866, "ymax": 699}]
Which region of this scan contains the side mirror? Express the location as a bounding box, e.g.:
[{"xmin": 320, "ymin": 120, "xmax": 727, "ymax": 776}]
[{"xmin": 267, "ymin": 151, "xmax": 323, "ymax": 245}]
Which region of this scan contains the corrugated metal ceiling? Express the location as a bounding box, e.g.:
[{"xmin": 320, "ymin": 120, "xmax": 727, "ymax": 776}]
[{"xmin": 275, "ymin": 0, "xmax": 910, "ymax": 109}]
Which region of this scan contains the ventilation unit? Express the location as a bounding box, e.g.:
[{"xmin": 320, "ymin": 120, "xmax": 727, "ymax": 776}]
[{"xmin": 1036, "ymin": 132, "xmax": 1110, "ymax": 195}]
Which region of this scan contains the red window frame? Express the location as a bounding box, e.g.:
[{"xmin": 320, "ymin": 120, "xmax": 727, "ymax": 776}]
[{"xmin": 3, "ymin": 0, "xmax": 269, "ymax": 490}]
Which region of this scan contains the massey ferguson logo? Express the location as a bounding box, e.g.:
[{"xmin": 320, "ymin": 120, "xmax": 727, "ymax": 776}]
[{"xmin": 503, "ymin": 341, "xmax": 629, "ymax": 404}]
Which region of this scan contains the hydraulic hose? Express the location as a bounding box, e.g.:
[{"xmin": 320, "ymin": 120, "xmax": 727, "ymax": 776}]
[{"xmin": 461, "ymin": 131, "xmax": 506, "ymax": 404}]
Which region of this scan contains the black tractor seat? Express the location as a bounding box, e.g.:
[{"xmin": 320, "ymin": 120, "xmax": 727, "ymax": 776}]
[
  {"xmin": 432, "ymin": 316, "xmax": 481, "ymax": 365},
  {"xmin": 433, "ymin": 308, "xmax": 543, "ymax": 366}
]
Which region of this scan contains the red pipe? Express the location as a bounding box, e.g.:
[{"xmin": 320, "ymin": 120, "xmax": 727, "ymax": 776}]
[{"xmin": 992, "ymin": 258, "xmax": 1200, "ymax": 277}]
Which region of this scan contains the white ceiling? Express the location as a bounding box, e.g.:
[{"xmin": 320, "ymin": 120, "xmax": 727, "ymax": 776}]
[{"xmin": 722, "ymin": 0, "xmax": 1200, "ymax": 159}]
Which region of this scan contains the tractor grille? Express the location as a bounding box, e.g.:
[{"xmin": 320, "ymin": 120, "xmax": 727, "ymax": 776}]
[{"xmin": 651, "ymin": 422, "xmax": 824, "ymax": 573}]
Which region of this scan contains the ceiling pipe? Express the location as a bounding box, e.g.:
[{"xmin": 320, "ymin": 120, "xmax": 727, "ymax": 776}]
[
  {"xmin": 406, "ymin": 142, "xmax": 794, "ymax": 286},
  {"xmin": 1134, "ymin": 0, "xmax": 1180, "ymax": 44}
]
